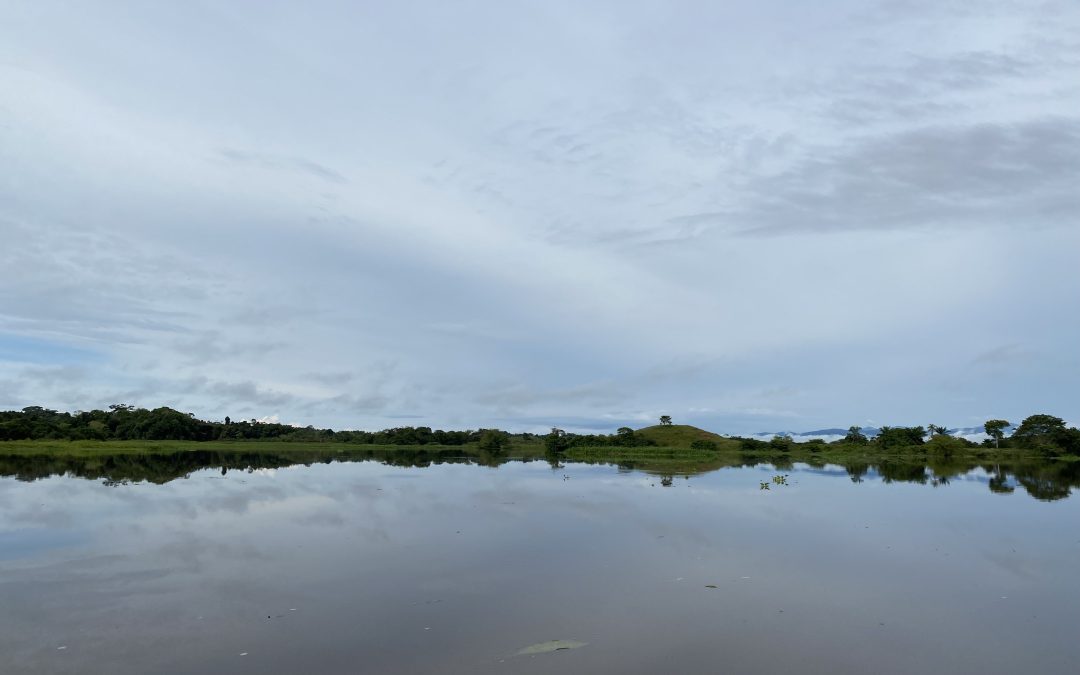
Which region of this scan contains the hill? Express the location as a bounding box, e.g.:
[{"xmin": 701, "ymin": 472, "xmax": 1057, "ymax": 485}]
[{"xmin": 633, "ymin": 424, "xmax": 733, "ymax": 448}]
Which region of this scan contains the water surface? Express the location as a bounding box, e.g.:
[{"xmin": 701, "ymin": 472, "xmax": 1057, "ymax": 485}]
[{"xmin": 2, "ymin": 458, "xmax": 1078, "ymax": 674}]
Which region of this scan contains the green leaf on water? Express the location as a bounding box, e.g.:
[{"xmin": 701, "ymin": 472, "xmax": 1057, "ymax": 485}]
[{"xmin": 515, "ymin": 639, "xmax": 588, "ymax": 656}]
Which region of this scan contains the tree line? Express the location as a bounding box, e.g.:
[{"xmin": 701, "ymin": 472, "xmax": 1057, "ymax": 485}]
[
  {"xmin": 821, "ymin": 415, "xmax": 1079, "ymax": 455},
  {"xmin": 543, "ymin": 426, "xmax": 659, "ymax": 453},
  {"xmin": 0, "ymin": 405, "xmax": 660, "ymax": 450},
  {"xmin": 2, "ymin": 406, "xmax": 1076, "ymax": 456},
  {"xmin": 0, "ymin": 405, "xmax": 515, "ymax": 446}
]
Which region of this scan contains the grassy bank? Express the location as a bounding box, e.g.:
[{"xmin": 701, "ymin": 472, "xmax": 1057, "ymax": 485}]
[{"xmin": 1, "ymin": 437, "xmax": 1067, "ymax": 464}]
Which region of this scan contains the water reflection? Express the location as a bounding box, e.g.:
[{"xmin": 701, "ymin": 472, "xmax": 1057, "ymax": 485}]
[
  {"xmin": 1, "ymin": 449, "xmax": 1078, "ymax": 501},
  {"xmin": 2, "ymin": 459, "xmax": 1080, "ymax": 674}
]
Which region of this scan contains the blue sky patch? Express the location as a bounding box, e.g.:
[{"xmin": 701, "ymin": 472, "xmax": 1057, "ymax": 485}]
[{"xmin": 0, "ymin": 334, "xmax": 101, "ymax": 366}]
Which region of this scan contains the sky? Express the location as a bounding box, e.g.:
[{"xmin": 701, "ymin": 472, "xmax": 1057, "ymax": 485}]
[{"xmin": 1, "ymin": 0, "xmax": 1078, "ymax": 435}]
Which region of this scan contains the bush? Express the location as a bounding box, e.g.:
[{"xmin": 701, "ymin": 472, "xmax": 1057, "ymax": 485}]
[
  {"xmin": 803, "ymin": 439, "xmax": 826, "ymax": 452},
  {"xmin": 876, "ymin": 426, "xmax": 926, "ymax": 450},
  {"xmin": 1051, "ymin": 427, "xmax": 1080, "ymax": 455},
  {"xmin": 477, "ymin": 429, "xmax": 510, "ymax": 454},
  {"xmin": 925, "ymin": 434, "xmax": 972, "ymax": 456},
  {"xmin": 769, "ymin": 435, "xmax": 793, "ymax": 452},
  {"xmin": 739, "ymin": 438, "xmax": 767, "ymax": 450}
]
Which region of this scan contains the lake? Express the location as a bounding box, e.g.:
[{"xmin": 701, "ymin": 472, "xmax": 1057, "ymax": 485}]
[{"xmin": 2, "ymin": 456, "xmax": 1079, "ymax": 674}]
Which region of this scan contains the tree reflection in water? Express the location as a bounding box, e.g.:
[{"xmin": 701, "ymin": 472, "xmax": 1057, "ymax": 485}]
[{"xmin": 1, "ymin": 448, "xmax": 1078, "ymax": 501}]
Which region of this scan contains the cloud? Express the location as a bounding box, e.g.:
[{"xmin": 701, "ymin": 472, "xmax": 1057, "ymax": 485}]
[
  {"xmin": 172, "ymin": 331, "xmax": 287, "ymax": 365},
  {"xmin": 474, "ymin": 381, "xmax": 630, "ymax": 409},
  {"xmin": 672, "ymin": 117, "xmax": 1080, "ymax": 236},
  {"xmin": 217, "ymin": 148, "xmax": 347, "ymax": 184},
  {"xmin": 815, "ymin": 51, "xmax": 1051, "ymax": 127},
  {"xmin": 304, "ymin": 371, "xmax": 355, "ymax": 386},
  {"xmin": 1, "ymin": 1, "xmax": 1078, "ymax": 434}
]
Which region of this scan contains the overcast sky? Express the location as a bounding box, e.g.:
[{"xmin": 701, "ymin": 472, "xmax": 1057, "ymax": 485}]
[{"xmin": 1, "ymin": 1, "xmax": 1078, "ymax": 434}]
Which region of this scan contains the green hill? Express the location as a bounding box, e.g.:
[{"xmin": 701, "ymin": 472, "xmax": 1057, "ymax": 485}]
[{"xmin": 634, "ymin": 424, "xmax": 734, "ymax": 448}]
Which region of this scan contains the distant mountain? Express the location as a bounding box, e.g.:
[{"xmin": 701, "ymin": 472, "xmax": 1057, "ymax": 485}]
[
  {"xmin": 755, "ymin": 427, "xmax": 878, "ymax": 439},
  {"xmin": 753, "ymin": 424, "xmax": 1015, "ymax": 442}
]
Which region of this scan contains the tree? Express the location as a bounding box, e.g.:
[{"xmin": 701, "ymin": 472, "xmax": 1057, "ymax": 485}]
[
  {"xmin": 1012, "ymin": 414, "xmax": 1066, "ymax": 449},
  {"xmin": 477, "ymin": 429, "xmax": 508, "ymax": 454},
  {"xmin": 876, "ymin": 426, "xmax": 926, "ymax": 450},
  {"xmin": 545, "ymin": 427, "xmax": 569, "ymax": 454},
  {"xmin": 1052, "ymin": 427, "xmax": 1080, "ymax": 455},
  {"xmin": 983, "ymin": 419, "xmax": 1009, "ymax": 449},
  {"xmin": 770, "ymin": 435, "xmax": 792, "ymax": 452},
  {"xmin": 927, "ymin": 424, "xmax": 947, "ymax": 437},
  {"xmin": 844, "ymin": 426, "xmax": 868, "ymax": 445},
  {"xmin": 615, "ymin": 426, "xmax": 636, "ymax": 447},
  {"xmin": 659, "ymin": 415, "xmax": 672, "ymax": 426},
  {"xmin": 1010, "ymin": 416, "xmax": 1080, "ymax": 455}
]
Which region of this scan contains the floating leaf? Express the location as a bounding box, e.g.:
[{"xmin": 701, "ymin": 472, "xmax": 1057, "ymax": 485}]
[{"xmin": 515, "ymin": 639, "xmax": 588, "ymax": 656}]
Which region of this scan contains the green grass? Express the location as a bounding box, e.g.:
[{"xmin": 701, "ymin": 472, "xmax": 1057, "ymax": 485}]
[
  {"xmin": 633, "ymin": 424, "xmax": 737, "ymax": 449},
  {"xmin": 0, "ymin": 433, "xmax": 1061, "ymax": 468}
]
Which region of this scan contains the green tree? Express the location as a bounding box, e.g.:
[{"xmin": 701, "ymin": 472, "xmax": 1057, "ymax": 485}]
[
  {"xmin": 615, "ymin": 426, "xmax": 636, "ymax": 447},
  {"xmin": 876, "ymin": 426, "xmax": 926, "ymax": 450},
  {"xmin": 983, "ymin": 419, "xmax": 1010, "ymax": 449},
  {"xmin": 1012, "ymin": 414, "xmax": 1066, "ymax": 449},
  {"xmin": 545, "ymin": 427, "xmax": 569, "ymax": 454},
  {"xmin": 770, "ymin": 435, "xmax": 793, "ymax": 452},
  {"xmin": 659, "ymin": 415, "xmax": 672, "ymax": 426},
  {"xmin": 477, "ymin": 429, "xmax": 508, "ymax": 454},
  {"xmin": 1052, "ymin": 427, "xmax": 1080, "ymax": 455},
  {"xmin": 844, "ymin": 426, "xmax": 868, "ymax": 445},
  {"xmin": 927, "ymin": 424, "xmax": 946, "ymax": 437}
]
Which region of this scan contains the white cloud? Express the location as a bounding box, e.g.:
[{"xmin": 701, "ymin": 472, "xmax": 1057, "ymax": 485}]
[{"xmin": 1, "ymin": 1, "xmax": 1077, "ymax": 433}]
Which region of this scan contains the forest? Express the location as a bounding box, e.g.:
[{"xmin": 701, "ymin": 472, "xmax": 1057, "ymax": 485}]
[{"xmin": 1, "ymin": 405, "xmax": 1078, "ymax": 456}]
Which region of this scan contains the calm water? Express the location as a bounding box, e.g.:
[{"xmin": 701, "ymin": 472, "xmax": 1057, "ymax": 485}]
[{"xmin": 2, "ymin": 458, "xmax": 1079, "ymax": 674}]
